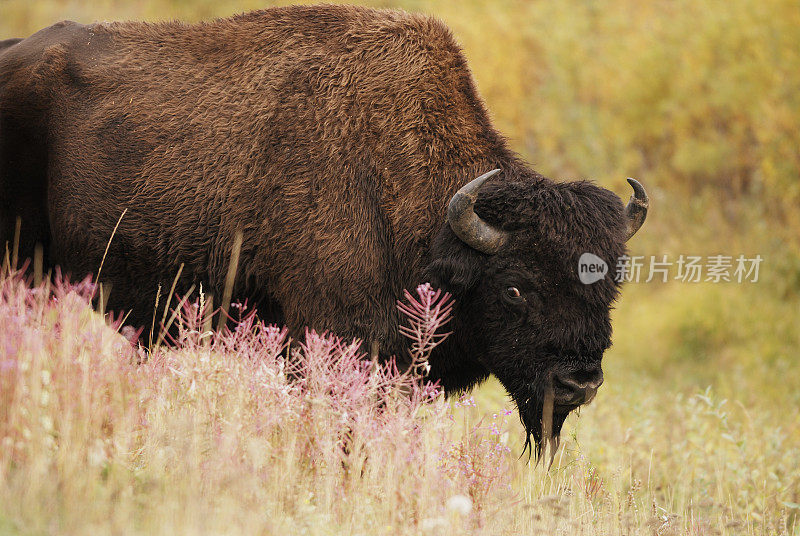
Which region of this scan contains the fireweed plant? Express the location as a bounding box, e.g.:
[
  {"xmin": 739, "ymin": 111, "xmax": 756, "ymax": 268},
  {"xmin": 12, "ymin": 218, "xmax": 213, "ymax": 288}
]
[{"xmin": 0, "ymin": 270, "xmax": 518, "ymax": 532}]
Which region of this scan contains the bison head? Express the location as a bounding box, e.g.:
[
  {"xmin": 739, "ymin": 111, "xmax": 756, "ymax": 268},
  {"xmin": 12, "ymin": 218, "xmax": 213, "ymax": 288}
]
[{"xmin": 427, "ymin": 169, "xmax": 647, "ymax": 457}]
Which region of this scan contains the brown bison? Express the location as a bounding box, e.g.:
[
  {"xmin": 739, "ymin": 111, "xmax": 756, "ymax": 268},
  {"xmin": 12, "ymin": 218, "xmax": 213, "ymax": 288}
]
[{"xmin": 0, "ymin": 5, "xmax": 647, "ymax": 452}]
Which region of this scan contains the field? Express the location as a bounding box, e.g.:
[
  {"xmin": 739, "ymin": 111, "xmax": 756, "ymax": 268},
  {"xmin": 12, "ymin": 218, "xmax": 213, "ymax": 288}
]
[{"xmin": 1, "ymin": 0, "xmax": 799, "ymax": 534}]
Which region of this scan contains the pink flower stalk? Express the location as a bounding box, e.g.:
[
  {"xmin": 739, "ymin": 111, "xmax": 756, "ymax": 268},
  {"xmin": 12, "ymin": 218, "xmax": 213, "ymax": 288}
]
[{"xmin": 396, "ymin": 283, "xmax": 454, "ymax": 376}]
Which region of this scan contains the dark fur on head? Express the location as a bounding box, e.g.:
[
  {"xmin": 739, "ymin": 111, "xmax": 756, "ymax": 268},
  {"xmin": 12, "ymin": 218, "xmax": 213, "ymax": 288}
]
[{"xmin": 427, "ymin": 178, "xmax": 628, "ymax": 455}]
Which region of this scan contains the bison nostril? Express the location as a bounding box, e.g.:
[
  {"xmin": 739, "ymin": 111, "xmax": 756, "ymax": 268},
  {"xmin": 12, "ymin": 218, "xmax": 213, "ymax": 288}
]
[
  {"xmin": 560, "ymin": 368, "xmax": 604, "ymax": 390},
  {"xmin": 552, "ymin": 369, "xmax": 604, "ymax": 406}
]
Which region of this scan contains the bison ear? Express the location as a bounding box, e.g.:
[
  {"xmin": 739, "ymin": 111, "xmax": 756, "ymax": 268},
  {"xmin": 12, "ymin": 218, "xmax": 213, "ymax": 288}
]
[
  {"xmin": 427, "ymin": 229, "xmax": 484, "ymax": 295},
  {"xmin": 428, "ymin": 255, "xmax": 482, "ymax": 295}
]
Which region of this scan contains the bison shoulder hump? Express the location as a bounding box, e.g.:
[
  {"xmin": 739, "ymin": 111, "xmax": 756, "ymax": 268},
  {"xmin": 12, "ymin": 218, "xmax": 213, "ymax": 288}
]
[{"xmin": 18, "ymin": 21, "xmax": 109, "ymax": 89}]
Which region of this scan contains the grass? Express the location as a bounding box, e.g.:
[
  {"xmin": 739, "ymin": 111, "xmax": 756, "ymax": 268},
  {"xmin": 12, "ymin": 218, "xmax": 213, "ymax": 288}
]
[{"xmin": 1, "ymin": 273, "xmax": 798, "ymax": 535}]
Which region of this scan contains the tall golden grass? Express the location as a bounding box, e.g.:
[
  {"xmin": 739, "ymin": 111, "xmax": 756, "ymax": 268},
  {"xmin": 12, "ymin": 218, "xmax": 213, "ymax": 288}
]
[{"xmin": 1, "ymin": 273, "xmax": 797, "ymax": 535}]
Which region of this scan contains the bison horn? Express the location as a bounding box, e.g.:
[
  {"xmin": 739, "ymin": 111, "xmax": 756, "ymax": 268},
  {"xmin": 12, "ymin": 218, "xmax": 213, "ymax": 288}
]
[
  {"xmin": 447, "ymin": 169, "xmax": 508, "ymax": 254},
  {"xmin": 623, "ymin": 178, "xmax": 649, "ymax": 241}
]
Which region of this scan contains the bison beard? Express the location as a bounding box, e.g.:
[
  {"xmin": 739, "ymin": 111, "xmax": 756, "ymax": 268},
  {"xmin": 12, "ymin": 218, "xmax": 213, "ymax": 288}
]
[
  {"xmin": 516, "ymin": 388, "xmax": 570, "ymax": 461},
  {"xmin": 0, "ymin": 5, "xmax": 647, "ymax": 457},
  {"xmin": 493, "ymin": 363, "xmax": 572, "ymax": 460}
]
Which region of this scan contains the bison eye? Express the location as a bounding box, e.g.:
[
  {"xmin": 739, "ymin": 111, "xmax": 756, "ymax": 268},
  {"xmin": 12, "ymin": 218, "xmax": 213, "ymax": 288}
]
[{"xmin": 505, "ymin": 287, "xmax": 522, "ymax": 299}]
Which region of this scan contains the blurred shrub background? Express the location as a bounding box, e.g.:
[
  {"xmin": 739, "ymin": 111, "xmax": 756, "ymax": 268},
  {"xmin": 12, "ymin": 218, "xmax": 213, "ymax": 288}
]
[{"xmin": 1, "ymin": 1, "xmax": 798, "ymax": 532}]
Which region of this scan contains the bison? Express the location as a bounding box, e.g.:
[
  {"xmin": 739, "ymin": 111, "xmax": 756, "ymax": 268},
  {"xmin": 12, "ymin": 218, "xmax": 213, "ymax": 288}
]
[{"xmin": 0, "ymin": 5, "xmax": 647, "ymax": 452}]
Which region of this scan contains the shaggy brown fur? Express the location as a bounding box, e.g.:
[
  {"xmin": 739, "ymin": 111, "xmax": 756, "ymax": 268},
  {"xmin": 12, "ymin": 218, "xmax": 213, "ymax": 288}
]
[{"xmin": 0, "ymin": 5, "xmax": 638, "ymax": 451}]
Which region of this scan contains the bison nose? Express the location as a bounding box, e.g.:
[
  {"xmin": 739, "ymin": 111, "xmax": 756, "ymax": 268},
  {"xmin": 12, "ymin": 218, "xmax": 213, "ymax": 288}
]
[{"xmin": 552, "ymin": 368, "xmax": 604, "ymax": 407}]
